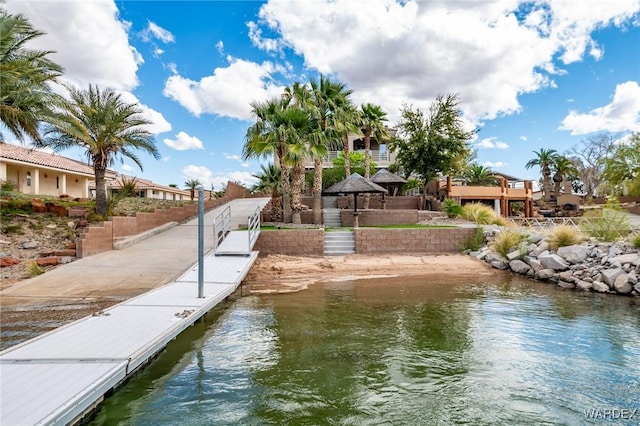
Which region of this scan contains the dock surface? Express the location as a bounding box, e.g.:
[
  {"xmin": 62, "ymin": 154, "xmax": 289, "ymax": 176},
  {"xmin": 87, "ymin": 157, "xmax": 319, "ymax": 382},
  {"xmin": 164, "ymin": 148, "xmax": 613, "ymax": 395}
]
[{"xmin": 0, "ymin": 197, "xmax": 269, "ymax": 425}]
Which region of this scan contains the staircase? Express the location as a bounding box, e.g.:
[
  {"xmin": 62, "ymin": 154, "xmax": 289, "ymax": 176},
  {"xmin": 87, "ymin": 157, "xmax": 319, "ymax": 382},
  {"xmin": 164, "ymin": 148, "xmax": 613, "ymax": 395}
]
[
  {"xmin": 322, "ymin": 196, "xmax": 354, "ymax": 255},
  {"xmin": 324, "ymin": 230, "xmax": 355, "ymax": 256},
  {"xmin": 322, "ymin": 196, "xmax": 342, "ymax": 227}
]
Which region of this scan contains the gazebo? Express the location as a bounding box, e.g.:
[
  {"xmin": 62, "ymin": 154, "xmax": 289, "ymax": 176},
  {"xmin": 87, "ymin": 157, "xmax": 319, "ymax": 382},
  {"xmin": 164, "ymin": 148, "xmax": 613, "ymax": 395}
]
[
  {"xmin": 323, "ymin": 173, "xmax": 387, "ymax": 228},
  {"xmin": 371, "ymin": 169, "xmax": 407, "ymax": 209}
]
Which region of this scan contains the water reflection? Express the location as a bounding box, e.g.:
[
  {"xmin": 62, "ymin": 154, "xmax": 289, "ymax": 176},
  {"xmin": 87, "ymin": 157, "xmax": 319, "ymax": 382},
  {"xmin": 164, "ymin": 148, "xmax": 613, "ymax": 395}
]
[{"xmin": 92, "ymin": 275, "xmax": 640, "ymax": 426}]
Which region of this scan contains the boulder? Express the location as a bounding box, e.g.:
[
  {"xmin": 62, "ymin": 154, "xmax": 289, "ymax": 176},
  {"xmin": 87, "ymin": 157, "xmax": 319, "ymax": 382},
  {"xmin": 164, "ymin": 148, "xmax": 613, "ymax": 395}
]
[
  {"xmin": 506, "ymin": 250, "xmax": 522, "ymax": 261},
  {"xmin": 35, "ymin": 256, "xmax": 59, "ymax": 266},
  {"xmin": 0, "ymin": 257, "xmax": 21, "ymax": 267},
  {"xmin": 46, "ymin": 203, "xmax": 68, "ymax": 217},
  {"xmin": 20, "ymin": 241, "xmax": 39, "ymax": 249},
  {"xmin": 31, "ymin": 199, "xmax": 47, "ymax": 213},
  {"xmin": 539, "ymin": 254, "xmax": 569, "ymax": 271},
  {"xmin": 509, "ymin": 259, "xmax": 531, "ymax": 274},
  {"xmin": 533, "ymin": 242, "xmax": 550, "ymax": 255},
  {"xmin": 576, "ymin": 280, "xmax": 593, "ymax": 291},
  {"xmin": 592, "ymin": 281, "xmax": 609, "ymax": 293},
  {"xmin": 490, "ymin": 260, "xmax": 509, "ymax": 270},
  {"xmin": 557, "ymin": 281, "xmax": 576, "ymax": 289},
  {"xmin": 525, "ymin": 257, "xmax": 543, "ymax": 272},
  {"xmin": 613, "ymin": 274, "xmax": 633, "ymax": 294},
  {"xmin": 558, "ymin": 271, "xmax": 575, "ymax": 283},
  {"xmin": 536, "ymin": 269, "xmax": 556, "ymax": 280},
  {"xmin": 557, "ymin": 245, "xmax": 590, "ymax": 264},
  {"xmin": 600, "ymin": 268, "xmax": 625, "ymax": 287},
  {"xmin": 610, "ymin": 254, "xmax": 640, "ymax": 266}
]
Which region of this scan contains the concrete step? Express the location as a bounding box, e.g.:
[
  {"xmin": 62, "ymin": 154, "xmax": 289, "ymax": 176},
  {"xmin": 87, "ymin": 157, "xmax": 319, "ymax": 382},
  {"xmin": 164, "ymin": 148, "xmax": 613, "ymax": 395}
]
[{"xmin": 323, "ymin": 229, "xmax": 354, "ymax": 255}]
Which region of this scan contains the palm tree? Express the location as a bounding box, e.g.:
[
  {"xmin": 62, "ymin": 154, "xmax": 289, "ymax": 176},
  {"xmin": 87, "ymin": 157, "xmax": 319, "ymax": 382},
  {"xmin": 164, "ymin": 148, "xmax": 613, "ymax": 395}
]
[
  {"xmin": 244, "ymin": 97, "xmax": 293, "ymax": 222},
  {"xmin": 41, "ymin": 85, "xmax": 159, "ymax": 216},
  {"xmin": 462, "ymin": 164, "xmax": 498, "ymax": 186},
  {"xmin": 359, "ymin": 103, "xmax": 388, "ymax": 208},
  {"xmin": 252, "ymin": 163, "xmax": 281, "ymax": 221},
  {"xmin": 307, "ymin": 76, "xmax": 355, "ymax": 223},
  {"xmin": 0, "ymin": 9, "xmax": 63, "ymax": 143},
  {"xmin": 525, "ymin": 148, "xmax": 558, "ymax": 202},
  {"xmin": 551, "ymin": 156, "xmax": 579, "ymax": 198},
  {"xmin": 184, "ymin": 178, "xmax": 202, "ymax": 201}
]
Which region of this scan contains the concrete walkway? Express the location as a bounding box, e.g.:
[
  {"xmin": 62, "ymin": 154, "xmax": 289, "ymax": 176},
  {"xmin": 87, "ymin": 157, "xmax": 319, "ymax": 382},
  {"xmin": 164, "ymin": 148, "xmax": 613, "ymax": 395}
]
[{"xmin": 0, "ymin": 198, "xmax": 269, "ymax": 307}]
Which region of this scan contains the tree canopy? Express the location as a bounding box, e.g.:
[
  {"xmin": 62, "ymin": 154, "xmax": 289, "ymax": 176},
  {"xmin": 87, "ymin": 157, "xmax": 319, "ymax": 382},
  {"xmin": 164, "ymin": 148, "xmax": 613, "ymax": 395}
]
[{"xmin": 390, "ymin": 93, "xmax": 474, "ymax": 194}]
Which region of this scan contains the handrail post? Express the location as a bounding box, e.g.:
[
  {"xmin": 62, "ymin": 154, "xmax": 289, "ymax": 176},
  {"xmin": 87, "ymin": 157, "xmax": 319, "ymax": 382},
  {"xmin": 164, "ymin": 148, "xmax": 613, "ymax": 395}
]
[{"xmin": 197, "ymin": 186, "xmax": 204, "ymax": 298}]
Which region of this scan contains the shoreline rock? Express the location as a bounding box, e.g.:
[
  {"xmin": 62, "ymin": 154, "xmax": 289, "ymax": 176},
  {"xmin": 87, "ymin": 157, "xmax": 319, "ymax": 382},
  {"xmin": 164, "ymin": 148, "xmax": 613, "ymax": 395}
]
[{"xmin": 469, "ymin": 229, "xmax": 640, "ymax": 297}]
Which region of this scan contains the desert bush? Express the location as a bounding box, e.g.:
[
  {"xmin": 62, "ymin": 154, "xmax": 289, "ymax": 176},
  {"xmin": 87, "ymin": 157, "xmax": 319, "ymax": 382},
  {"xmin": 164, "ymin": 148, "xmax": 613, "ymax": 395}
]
[
  {"xmin": 582, "ymin": 208, "xmax": 631, "ymax": 242},
  {"xmin": 460, "ymin": 227, "xmax": 485, "ymax": 251},
  {"xmin": 548, "ymin": 226, "xmax": 583, "ymax": 250},
  {"xmin": 1, "ymin": 224, "xmax": 24, "ymax": 234},
  {"xmin": 631, "ymin": 233, "xmax": 640, "ymax": 248},
  {"xmin": 442, "ymin": 198, "xmax": 463, "ymax": 218},
  {"xmin": 461, "ymin": 202, "xmax": 497, "ymax": 224},
  {"xmin": 28, "ymin": 262, "xmax": 43, "ymax": 277},
  {"xmin": 0, "ymin": 180, "xmax": 16, "ymax": 192},
  {"xmin": 491, "ymin": 229, "xmax": 522, "ymax": 258}
]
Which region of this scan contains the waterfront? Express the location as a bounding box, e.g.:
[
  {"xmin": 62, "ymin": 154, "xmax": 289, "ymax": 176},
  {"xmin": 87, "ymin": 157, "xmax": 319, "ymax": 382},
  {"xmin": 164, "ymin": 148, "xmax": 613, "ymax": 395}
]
[{"xmin": 92, "ymin": 274, "xmax": 639, "ymax": 425}]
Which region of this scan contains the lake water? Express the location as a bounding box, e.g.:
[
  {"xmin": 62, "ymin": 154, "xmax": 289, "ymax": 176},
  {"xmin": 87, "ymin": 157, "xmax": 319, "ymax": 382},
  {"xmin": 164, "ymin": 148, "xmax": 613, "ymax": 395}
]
[{"xmin": 91, "ymin": 275, "xmax": 640, "ymax": 425}]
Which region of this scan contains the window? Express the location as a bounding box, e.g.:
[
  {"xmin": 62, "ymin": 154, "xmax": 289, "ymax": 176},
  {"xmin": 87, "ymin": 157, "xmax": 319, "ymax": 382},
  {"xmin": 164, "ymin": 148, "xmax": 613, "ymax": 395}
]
[
  {"xmin": 26, "ymin": 171, "xmax": 31, "ymax": 186},
  {"xmin": 56, "ymin": 176, "xmax": 59, "ymax": 189}
]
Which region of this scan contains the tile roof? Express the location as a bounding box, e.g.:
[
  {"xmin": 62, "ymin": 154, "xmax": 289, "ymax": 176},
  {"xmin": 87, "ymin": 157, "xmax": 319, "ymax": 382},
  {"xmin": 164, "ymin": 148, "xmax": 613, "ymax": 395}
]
[{"xmin": 0, "ymin": 143, "xmax": 95, "ymax": 176}]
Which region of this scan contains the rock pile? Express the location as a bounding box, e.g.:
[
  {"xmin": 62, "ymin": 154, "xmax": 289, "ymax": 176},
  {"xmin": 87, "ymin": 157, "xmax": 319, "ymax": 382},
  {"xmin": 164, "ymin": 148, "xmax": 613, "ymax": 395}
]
[{"xmin": 470, "ymin": 229, "xmax": 640, "ymax": 296}]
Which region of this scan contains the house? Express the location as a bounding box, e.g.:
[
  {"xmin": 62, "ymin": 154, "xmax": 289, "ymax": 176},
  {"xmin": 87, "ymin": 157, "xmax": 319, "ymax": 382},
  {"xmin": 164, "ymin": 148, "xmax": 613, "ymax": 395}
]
[
  {"xmin": 93, "ymin": 175, "xmax": 193, "ymax": 201},
  {"xmin": 304, "ymin": 128, "xmax": 397, "ymax": 169},
  {"xmin": 433, "ymin": 173, "xmax": 535, "ymax": 217},
  {"xmin": 0, "ymin": 142, "xmax": 95, "ymax": 198}
]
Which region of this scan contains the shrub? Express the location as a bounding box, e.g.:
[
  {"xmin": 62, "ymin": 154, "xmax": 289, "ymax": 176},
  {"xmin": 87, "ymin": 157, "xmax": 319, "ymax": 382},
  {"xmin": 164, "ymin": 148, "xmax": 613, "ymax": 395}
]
[
  {"xmin": 631, "ymin": 233, "xmax": 640, "ymax": 248},
  {"xmin": 1, "ymin": 180, "xmax": 16, "ymax": 192},
  {"xmin": 442, "ymin": 198, "xmax": 463, "ymax": 218},
  {"xmin": 582, "ymin": 208, "xmax": 631, "ymax": 242},
  {"xmin": 491, "ymin": 229, "xmax": 522, "ymax": 259},
  {"xmin": 461, "ymin": 202, "xmax": 497, "ymax": 224},
  {"xmin": 1, "ymin": 224, "xmax": 23, "ymax": 234},
  {"xmin": 548, "ymin": 226, "xmax": 583, "ymax": 250},
  {"xmin": 29, "ymin": 262, "xmax": 43, "ymax": 277},
  {"xmin": 460, "ymin": 226, "xmax": 485, "ymax": 251}
]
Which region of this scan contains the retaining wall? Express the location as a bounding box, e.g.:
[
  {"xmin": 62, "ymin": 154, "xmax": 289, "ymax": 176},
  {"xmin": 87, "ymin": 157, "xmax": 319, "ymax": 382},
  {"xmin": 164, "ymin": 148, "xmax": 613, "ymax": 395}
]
[
  {"xmin": 340, "ymin": 209, "xmax": 445, "ymax": 226},
  {"xmin": 355, "ymin": 227, "xmax": 478, "ymax": 254},
  {"xmin": 253, "ymin": 229, "xmax": 324, "ymax": 256}
]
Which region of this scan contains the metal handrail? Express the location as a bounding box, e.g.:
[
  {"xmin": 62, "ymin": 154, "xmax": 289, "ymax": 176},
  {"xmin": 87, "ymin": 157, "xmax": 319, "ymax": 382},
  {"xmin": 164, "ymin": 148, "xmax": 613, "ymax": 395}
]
[
  {"xmin": 247, "ymin": 206, "xmax": 261, "ymax": 253},
  {"xmin": 212, "ymin": 206, "xmax": 231, "ymax": 251}
]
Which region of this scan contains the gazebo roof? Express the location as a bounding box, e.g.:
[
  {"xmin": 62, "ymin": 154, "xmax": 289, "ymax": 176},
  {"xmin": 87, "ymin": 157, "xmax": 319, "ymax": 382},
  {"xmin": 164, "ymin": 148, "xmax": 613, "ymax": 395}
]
[
  {"xmin": 323, "ymin": 173, "xmax": 388, "ymax": 195},
  {"xmin": 371, "ymin": 169, "xmax": 407, "ymax": 185}
]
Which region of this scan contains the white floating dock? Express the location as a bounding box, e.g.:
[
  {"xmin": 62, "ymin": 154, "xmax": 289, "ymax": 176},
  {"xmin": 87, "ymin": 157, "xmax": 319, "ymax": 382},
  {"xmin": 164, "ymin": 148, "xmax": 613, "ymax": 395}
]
[{"xmin": 0, "ymin": 251, "xmax": 258, "ymax": 426}]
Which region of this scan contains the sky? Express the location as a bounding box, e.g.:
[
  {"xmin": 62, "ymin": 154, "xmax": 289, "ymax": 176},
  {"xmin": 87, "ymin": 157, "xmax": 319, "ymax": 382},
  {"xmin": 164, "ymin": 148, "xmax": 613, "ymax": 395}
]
[{"xmin": 4, "ymin": 0, "xmax": 640, "ymax": 190}]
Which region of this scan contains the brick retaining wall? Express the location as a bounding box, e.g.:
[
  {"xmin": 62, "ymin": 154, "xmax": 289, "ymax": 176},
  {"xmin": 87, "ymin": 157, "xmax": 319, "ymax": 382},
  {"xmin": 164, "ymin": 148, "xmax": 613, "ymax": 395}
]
[
  {"xmin": 253, "ymin": 229, "xmax": 324, "ymax": 256},
  {"xmin": 355, "ymin": 227, "xmax": 478, "ymax": 254},
  {"xmin": 341, "ymin": 209, "xmax": 445, "ymax": 226}
]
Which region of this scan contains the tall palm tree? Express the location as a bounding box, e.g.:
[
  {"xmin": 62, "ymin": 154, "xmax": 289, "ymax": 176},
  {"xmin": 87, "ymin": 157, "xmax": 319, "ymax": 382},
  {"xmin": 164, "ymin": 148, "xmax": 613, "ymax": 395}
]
[
  {"xmin": 306, "ymin": 75, "xmax": 354, "ymax": 224},
  {"xmin": 184, "ymin": 178, "xmax": 202, "ymax": 201},
  {"xmin": 41, "ymin": 85, "xmax": 159, "ymax": 216},
  {"xmin": 551, "ymin": 156, "xmax": 579, "ymax": 198},
  {"xmin": 244, "ymin": 97, "xmax": 293, "ymax": 222},
  {"xmin": 252, "ymin": 163, "xmax": 281, "ymax": 221},
  {"xmin": 525, "ymin": 148, "xmax": 558, "ymax": 202},
  {"xmin": 0, "ymin": 9, "xmax": 63, "ymax": 143},
  {"xmin": 359, "ymin": 103, "xmax": 388, "ymax": 208}
]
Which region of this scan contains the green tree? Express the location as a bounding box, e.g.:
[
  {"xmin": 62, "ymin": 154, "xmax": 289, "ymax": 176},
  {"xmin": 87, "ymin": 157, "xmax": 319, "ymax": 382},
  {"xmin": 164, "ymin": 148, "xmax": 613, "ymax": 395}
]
[
  {"xmin": 567, "ymin": 133, "xmax": 615, "ymax": 198},
  {"xmin": 321, "ymin": 151, "xmax": 377, "ymax": 188},
  {"xmin": 525, "ymin": 148, "xmax": 559, "ymax": 202},
  {"xmin": 41, "ymin": 85, "xmax": 159, "ymax": 216},
  {"xmin": 252, "ymin": 163, "xmax": 281, "ymax": 221},
  {"xmin": 390, "ymin": 93, "xmax": 474, "ymax": 199},
  {"xmin": 0, "ymin": 8, "xmax": 63, "ymax": 143},
  {"xmin": 461, "ymin": 164, "xmax": 498, "ymax": 186},
  {"xmin": 358, "ymin": 103, "xmax": 388, "ymax": 208},
  {"xmin": 184, "ymin": 178, "xmax": 202, "ymax": 201},
  {"xmin": 602, "ymin": 133, "xmax": 640, "ymax": 195}
]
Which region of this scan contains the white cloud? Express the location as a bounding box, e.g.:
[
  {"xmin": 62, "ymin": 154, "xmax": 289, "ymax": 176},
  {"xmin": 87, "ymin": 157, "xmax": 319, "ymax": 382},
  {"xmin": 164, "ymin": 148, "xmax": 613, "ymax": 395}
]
[
  {"xmin": 121, "ymin": 164, "xmax": 134, "ymax": 172},
  {"xmin": 241, "ymin": 163, "xmax": 250, "ymax": 168},
  {"xmin": 161, "ymin": 156, "xmax": 171, "ymax": 162},
  {"xmin": 163, "ymin": 132, "xmax": 205, "ymax": 151},
  {"xmin": 519, "ymin": 136, "xmax": 528, "ymax": 141},
  {"xmin": 182, "ymin": 166, "xmax": 257, "ymax": 190},
  {"xmin": 224, "ymin": 153, "xmax": 241, "ymax": 160},
  {"xmin": 559, "ymin": 81, "xmax": 640, "ymax": 135},
  {"xmin": 484, "ymin": 161, "xmax": 507, "ymax": 168},
  {"xmin": 216, "ymin": 40, "xmax": 224, "ymax": 54},
  {"xmin": 477, "ymin": 137, "xmax": 509, "ymax": 149},
  {"xmin": 118, "ymin": 92, "xmax": 172, "ymax": 135},
  {"xmin": 5, "ymin": 0, "xmax": 140, "ymax": 91},
  {"xmin": 144, "ymin": 21, "xmax": 175, "ymax": 44},
  {"xmin": 163, "ymin": 57, "xmax": 286, "ymax": 120},
  {"xmin": 255, "ymin": 0, "xmax": 640, "ymax": 124},
  {"xmin": 247, "ymin": 21, "xmax": 281, "ymax": 52},
  {"xmin": 154, "ymin": 48, "xmax": 165, "ymax": 58}
]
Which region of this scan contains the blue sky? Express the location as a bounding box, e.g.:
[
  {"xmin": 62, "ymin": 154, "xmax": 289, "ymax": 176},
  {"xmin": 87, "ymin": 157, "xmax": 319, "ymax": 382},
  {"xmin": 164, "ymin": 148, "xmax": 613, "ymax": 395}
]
[{"xmin": 5, "ymin": 0, "xmax": 640, "ymax": 190}]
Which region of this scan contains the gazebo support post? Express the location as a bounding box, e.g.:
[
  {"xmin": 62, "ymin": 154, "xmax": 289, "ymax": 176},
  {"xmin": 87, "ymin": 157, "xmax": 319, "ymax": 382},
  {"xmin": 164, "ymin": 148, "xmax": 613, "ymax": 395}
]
[{"xmin": 353, "ymin": 192, "xmax": 359, "ymax": 228}]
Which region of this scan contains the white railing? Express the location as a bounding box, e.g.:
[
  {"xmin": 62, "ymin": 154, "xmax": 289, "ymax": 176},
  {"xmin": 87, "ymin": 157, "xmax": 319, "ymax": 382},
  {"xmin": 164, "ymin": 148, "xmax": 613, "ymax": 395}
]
[
  {"xmin": 213, "ymin": 206, "xmax": 231, "ymax": 251},
  {"xmin": 313, "ymin": 150, "xmax": 393, "ymax": 164},
  {"xmin": 247, "ymin": 206, "xmax": 261, "ymax": 253}
]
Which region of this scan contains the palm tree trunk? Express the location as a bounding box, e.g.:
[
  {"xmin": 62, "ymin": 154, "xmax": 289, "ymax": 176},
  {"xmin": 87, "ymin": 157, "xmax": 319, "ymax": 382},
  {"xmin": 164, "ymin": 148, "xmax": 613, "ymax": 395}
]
[
  {"xmin": 94, "ymin": 166, "xmax": 108, "ymax": 216},
  {"xmin": 290, "ymin": 164, "xmax": 304, "ymax": 224},
  {"xmin": 542, "ymin": 167, "xmax": 552, "ymax": 202},
  {"xmin": 363, "ymin": 130, "xmax": 371, "ymax": 209},
  {"xmin": 343, "ymin": 133, "xmax": 351, "ymax": 176},
  {"xmin": 278, "ymin": 150, "xmax": 292, "ymax": 223},
  {"xmin": 312, "ymin": 157, "xmax": 323, "ymax": 224}
]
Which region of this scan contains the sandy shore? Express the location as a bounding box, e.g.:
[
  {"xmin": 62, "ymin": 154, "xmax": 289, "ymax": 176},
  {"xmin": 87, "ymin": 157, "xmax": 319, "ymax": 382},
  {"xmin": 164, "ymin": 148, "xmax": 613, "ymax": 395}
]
[{"xmin": 244, "ymin": 253, "xmax": 496, "ymax": 294}]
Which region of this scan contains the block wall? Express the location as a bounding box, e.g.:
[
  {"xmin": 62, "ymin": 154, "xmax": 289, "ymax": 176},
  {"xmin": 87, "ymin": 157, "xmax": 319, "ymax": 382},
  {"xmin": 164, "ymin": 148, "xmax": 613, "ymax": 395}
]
[
  {"xmin": 355, "ymin": 227, "xmax": 478, "ymax": 254},
  {"xmin": 253, "ymin": 229, "xmax": 324, "ymax": 256}
]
